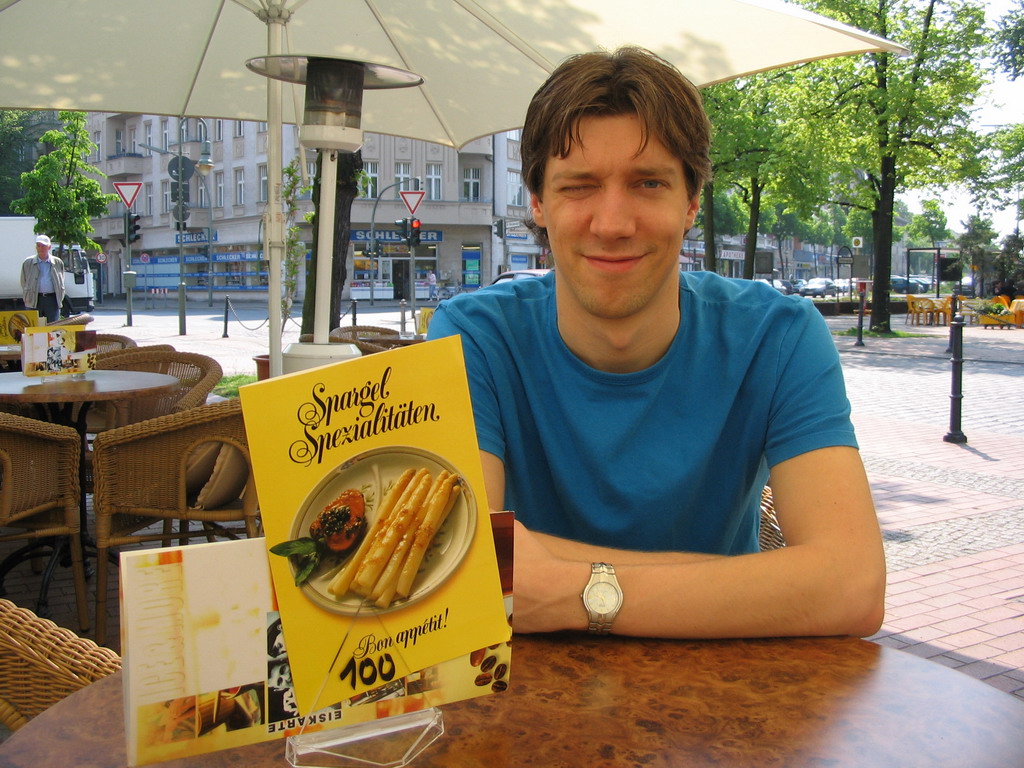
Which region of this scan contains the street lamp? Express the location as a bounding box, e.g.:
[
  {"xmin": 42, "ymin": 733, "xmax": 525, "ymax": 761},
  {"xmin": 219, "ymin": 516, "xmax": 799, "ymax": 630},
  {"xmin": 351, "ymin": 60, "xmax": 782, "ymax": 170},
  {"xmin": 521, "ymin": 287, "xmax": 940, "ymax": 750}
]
[
  {"xmin": 140, "ymin": 117, "xmax": 212, "ymax": 334},
  {"xmin": 195, "ymin": 141, "xmax": 215, "ymax": 307}
]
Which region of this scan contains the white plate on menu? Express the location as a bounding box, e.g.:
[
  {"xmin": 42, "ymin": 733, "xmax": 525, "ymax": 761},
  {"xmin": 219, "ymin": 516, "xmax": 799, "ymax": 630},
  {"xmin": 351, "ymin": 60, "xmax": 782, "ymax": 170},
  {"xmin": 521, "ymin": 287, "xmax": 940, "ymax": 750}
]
[{"xmin": 288, "ymin": 446, "xmax": 476, "ymax": 616}]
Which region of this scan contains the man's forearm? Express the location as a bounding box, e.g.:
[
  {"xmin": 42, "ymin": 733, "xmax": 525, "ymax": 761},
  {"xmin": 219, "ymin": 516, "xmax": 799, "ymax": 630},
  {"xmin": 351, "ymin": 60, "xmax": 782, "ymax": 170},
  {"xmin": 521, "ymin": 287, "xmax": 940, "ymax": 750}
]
[{"xmin": 517, "ymin": 535, "xmax": 884, "ymax": 639}]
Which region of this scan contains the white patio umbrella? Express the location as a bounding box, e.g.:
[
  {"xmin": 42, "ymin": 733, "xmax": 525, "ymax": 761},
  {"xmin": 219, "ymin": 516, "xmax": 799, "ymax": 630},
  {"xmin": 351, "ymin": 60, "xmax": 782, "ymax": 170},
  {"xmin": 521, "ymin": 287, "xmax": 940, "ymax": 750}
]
[{"xmin": 0, "ymin": 0, "xmax": 905, "ymax": 372}]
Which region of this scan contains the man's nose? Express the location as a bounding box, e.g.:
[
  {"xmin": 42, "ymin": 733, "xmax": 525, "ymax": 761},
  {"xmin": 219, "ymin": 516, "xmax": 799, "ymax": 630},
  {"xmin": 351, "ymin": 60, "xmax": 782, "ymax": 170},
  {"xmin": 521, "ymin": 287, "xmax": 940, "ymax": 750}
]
[{"xmin": 588, "ymin": 188, "xmax": 638, "ymax": 240}]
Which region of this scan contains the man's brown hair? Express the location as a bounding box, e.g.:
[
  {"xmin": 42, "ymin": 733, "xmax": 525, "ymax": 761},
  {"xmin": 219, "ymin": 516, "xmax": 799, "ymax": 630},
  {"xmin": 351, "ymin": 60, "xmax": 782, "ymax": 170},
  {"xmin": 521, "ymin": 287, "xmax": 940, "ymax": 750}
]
[{"xmin": 521, "ymin": 46, "xmax": 712, "ymax": 249}]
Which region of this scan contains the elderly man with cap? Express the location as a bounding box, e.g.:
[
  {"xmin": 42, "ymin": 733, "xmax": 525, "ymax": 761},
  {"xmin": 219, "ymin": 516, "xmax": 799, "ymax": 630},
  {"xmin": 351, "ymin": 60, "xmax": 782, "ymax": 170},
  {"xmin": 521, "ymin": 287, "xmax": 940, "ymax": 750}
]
[{"xmin": 20, "ymin": 234, "xmax": 66, "ymax": 323}]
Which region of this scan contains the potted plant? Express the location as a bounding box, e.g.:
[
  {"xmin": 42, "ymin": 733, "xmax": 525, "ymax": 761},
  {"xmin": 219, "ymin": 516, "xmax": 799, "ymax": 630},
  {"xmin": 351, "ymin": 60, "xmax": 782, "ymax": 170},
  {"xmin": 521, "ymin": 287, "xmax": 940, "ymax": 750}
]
[{"xmin": 977, "ymin": 300, "xmax": 1015, "ymax": 328}]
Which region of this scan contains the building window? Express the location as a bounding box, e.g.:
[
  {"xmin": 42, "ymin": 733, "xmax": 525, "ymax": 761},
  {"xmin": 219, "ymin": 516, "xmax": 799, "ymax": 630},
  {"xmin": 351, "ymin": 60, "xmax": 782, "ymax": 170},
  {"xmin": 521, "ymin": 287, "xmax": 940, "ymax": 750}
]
[
  {"xmin": 92, "ymin": 131, "xmax": 101, "ymax": 162},
  {"xmin": 144, "ymin": 183, "xmax": 153, "ymax": 216},
  {"xmin": 144, "ymin": 123, "xmax": 152, "ymax": 155},
  {"xmin": 257, "ymin": 122, "xmax": 268, "ymax": 133},
  {"xmin": 234, "ymin": 168, "xmax": 245, "ymax": 205},
  {"xmin": 128, "ymin": 128, "xmax": 137, "ymax": 154},
  {"xmin": 507, "ymin": 170, "xmax": 524, "ymax": 207},
  {"xmin": 114, "ymin": 129, "xmax": 124, "ymax": 155},
  {"xmin": 161, "ymin": 180, "xmax": 170, "ymax": 213},
  {"xmin": 258, "ymin": 164, "xmax": 268, "ymax": 202},
  {"xmin": 234, "ymin": 121, "xmax": 245, "ymax": 138},
  {"xmin": 426, "ymin": 163, "xmax": 442, "ymax": 201},
  {"xmin": 196, "ymin": 119, "xmax": 208, "ymax": 142},
  {"xmin": 178, "ymin": 118, "xmax": 187, "ymax": 146},
  {"xmin": 507, "ymin": 128, "xmax": 522, "ymax": 141},
  {"xmin": 214, "ymin": 119, "xmax": 224, "ymax": 142},
  {"xmin": 198, "ymin": 178, "xmax": 210, "ymax": 209},
  {"xmin": 363, "ymin": 161, "xmax": 378, "ymax": 199},
  {"xmin": 394, "ymin": 162, "xmax": 412, "ymax": 196},
  {"xmin": 160, "ymin": 119, "xmax": 169, "ymax": 151},
  {"xmin": 463, "ymin": 167, "xmax": 481, "ymax": 202},
  {"xmin": 214, "ymin": 172, "xmax": 224, "ymax": 208}
]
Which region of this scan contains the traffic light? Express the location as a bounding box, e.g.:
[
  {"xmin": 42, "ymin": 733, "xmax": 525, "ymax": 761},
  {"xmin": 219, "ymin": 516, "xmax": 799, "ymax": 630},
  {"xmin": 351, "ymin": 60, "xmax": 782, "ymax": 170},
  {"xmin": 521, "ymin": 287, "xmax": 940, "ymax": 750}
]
[
  {"xmin": 128, "ymin": 213, "xmax": 142, "ymax": 243},
  {"xmin": 395, "ymin": 218, "xmax": 409, "ymax": 242},
  {"xmin": 409, "ymin": 217, "xmax": 422, "ymax": 246},
  {"xmin": 494, "ymin": 219, "xmax": 505, "ymax": 239}
]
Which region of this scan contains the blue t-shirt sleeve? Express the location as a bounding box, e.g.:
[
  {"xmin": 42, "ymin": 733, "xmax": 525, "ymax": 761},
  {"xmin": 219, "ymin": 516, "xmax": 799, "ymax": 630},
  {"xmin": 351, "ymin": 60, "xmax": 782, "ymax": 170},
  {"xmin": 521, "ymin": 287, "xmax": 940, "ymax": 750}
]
[
  {"xmin": 427, "ymin": 301, "xmax": 507, "ymax": 460},
  {"xmin": 763, "ymin": 301, "xmax": 857, "ymax": 468}
]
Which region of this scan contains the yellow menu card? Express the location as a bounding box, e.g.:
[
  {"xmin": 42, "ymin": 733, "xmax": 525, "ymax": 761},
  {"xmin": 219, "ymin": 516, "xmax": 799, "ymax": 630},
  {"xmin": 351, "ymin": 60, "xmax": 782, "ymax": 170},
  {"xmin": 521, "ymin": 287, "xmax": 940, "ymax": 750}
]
[{"xmin": 238, "ymin": 336, "xmax": 511, "ymax": 716}]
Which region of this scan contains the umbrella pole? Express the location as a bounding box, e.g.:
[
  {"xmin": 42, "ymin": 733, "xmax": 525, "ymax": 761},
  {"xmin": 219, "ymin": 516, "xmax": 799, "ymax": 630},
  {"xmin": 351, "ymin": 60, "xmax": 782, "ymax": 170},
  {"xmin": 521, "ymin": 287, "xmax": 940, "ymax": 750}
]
[
  {"xmin": 266, "ymin": 18, "xmax": 286, "ymax": 377},
  {"xmin": 313, "ymin": 151, "xmax": 337, "ymax": 345}
]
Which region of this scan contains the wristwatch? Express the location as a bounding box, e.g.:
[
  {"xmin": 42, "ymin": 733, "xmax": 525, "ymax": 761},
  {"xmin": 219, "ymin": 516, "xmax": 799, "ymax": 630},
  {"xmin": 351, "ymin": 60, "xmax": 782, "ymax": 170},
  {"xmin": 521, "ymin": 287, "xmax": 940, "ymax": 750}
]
[{"xmin": 581, "ymin": 562, "xmax": 622, "ymax": 635}]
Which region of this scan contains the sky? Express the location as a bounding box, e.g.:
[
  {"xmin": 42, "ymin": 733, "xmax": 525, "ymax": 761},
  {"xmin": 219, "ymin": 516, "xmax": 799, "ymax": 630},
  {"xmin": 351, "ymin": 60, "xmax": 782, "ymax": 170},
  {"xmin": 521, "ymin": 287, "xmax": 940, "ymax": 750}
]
[{"xmin": 901, "ymin": 0, "xmax": 1023, "ymax": 239}]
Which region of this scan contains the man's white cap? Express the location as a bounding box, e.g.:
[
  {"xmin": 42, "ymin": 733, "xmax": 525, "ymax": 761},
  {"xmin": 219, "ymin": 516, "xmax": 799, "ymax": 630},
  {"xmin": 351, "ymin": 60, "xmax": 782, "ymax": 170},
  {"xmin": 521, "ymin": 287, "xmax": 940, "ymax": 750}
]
[{"xmin": 35, "ymin": 235, "xmax": 51, "ymax": 246}]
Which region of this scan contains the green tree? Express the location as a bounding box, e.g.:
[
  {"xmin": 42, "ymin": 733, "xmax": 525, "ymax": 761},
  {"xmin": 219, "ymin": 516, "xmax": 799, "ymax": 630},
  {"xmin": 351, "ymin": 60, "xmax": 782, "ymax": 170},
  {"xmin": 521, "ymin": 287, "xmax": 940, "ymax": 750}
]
[
  {"xmin": 957, "ymin": 213, "xmax": 997, "ymax": 295},
  {"xmin": 11, "ymin": 110, "xmax": 114, "ymax": 250},
  {"xmin": 0, "ymin": 109, "xmax": 34, "ymax": 215},
  {"xmin": 905, "ymin": 199, "xmax": 951, "ymax": 246},
  {"xmin": 995, "ymin": 0, "xmax": 1024, "ymax": 79},
  {"xmin": 799, "ymin": 0, "xmax": 989, "ymax": 331},
  {"xmin": 280, "ymin": 158, "xmax": 312, "ymax": 324},
  {"xmin": 704, "ymin": 69, "xmax": 828, "ymax": 279}
]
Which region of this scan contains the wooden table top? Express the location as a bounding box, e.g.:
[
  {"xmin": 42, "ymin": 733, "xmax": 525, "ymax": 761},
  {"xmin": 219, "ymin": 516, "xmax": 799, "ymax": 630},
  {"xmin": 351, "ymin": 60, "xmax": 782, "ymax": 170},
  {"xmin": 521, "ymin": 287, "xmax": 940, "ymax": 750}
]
[
  {"xmin": 3, "ymin": 633, "xmax": 1023, "ymax": 767},
  {"xmin": 0, "ymin": 370, "xmax": 179, "ymax": 404}
]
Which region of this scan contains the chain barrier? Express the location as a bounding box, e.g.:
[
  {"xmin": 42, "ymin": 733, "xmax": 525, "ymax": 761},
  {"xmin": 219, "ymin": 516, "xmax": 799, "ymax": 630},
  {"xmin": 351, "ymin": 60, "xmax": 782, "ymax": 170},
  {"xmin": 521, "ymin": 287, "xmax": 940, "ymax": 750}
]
[{"xmin": 221, "ymin": 296, "xmax": 350, "ymax": 338}]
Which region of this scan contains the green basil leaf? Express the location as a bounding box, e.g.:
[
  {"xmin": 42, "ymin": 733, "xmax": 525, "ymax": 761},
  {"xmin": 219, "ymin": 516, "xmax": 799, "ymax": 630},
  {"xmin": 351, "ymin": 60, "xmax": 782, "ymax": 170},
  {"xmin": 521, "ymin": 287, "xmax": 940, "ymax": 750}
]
[
  {"xmin": 270, "ymin": 537, "xmax": 317, "ymax": 557},
  {"xmin": 294, "ymin": 552, "xmax": 320, "ymax": 586}
]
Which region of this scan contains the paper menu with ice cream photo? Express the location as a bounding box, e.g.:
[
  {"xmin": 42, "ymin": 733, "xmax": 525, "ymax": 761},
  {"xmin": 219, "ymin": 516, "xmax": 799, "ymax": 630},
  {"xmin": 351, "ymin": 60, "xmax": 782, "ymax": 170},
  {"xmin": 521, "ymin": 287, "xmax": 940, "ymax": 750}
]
[
  {"xmin": 239, "ymin": 335, "xmax": 511, "ymax": 716},
  {"xmin": 119, "ymin": 535, "xmax": 512, "ymax": 766},
  {"xmin": 20, "ymin": 325, "xmax": 96, "ymax": 376}
]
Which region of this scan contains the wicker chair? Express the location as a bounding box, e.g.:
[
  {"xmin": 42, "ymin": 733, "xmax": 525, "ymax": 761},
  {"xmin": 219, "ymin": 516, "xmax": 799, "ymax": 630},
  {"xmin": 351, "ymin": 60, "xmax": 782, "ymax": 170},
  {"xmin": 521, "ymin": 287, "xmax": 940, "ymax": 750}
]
[
  {"xmin": 759, "ymin": 486, "xmax": 786, "ymax": 551},
  {"xmin": 93, "ymin": 349, "xmax": 223, "ymax": 427},
  {"xmin": 91, "ymin": 399, "xmax": 261, "ymax": 645},
  {"xmin": 0, "ymin": 413, "xmax": 89, "ymax": 631},
  {"xmin": 330, "ymin": 325, "xmax": 400, "ymax": 355},
  {"xmin": 93, "ymin": 333, "xmax": 138, "ymax": 353},
  {"xmin": 0, "ymin": 598, "xmax": 121, "ymax": 731},
  {"xmin": 45, "ymin": 313, "xmax": 93, "ymax": 327}
]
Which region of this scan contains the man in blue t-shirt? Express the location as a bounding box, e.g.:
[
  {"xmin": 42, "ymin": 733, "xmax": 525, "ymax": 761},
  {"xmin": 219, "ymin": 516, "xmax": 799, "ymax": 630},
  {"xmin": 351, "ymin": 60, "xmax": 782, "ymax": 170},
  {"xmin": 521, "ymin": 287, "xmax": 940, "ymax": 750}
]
[{"xmin": 428, "ymin": 47, "xmax": 884, "ymax": 640}]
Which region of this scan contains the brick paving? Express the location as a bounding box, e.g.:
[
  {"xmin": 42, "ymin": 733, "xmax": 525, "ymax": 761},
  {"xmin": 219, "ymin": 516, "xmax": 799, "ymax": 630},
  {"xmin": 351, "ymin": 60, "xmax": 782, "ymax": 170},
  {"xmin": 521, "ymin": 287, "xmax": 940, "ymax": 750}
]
[
  {"xmin": 833, "ymin": 316, "xmax": 1024, "ymax": 701},
  {"xmin": 1, "ymin": 301, "xmax": 1023, "ymax": 742}
]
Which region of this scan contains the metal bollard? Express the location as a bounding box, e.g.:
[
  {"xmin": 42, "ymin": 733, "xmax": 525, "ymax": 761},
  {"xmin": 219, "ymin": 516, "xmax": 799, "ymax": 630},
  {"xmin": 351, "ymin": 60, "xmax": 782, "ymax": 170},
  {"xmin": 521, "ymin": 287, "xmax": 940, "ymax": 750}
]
[
  {"xmin": 400, "ymin": 299, "xmax": 408, "ymax": 334},
  {"xmin": 943, "ymin": 313, "xmax": 967, "ymax": 444},
  {"xmin": 222, "ymin": 296, "xmax": 230, "ymax": 338},
  {"xmin": 351, "ymin": 298, "xmax": 358, "ymax": 326},
  {"xmin": 855, "ymin": 289, "xmax": 867, "ymax": 347}
]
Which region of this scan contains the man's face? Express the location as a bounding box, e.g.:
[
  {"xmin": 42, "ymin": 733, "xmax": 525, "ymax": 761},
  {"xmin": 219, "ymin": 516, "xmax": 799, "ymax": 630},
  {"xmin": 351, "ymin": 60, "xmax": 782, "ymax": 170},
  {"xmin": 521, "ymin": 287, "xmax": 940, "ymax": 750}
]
[
  {"xmin": 36, "ymin": 242, "xmax": 50, "ymax": 260},
  {"xmin": 530, "ymin": 114, "xmax": 699, "ymax": 322}
]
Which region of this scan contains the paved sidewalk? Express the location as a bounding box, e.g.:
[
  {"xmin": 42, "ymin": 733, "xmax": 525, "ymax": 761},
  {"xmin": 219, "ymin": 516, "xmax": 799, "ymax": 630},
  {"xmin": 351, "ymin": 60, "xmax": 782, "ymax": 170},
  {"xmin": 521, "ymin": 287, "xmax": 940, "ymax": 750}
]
[
  {"xmin": 1, "ymin": 301, "xmax": 1022, "ymax": 718},
  {"xmin": 828, "ymin": 315, "xmax": 1024, "ymax": 701}
]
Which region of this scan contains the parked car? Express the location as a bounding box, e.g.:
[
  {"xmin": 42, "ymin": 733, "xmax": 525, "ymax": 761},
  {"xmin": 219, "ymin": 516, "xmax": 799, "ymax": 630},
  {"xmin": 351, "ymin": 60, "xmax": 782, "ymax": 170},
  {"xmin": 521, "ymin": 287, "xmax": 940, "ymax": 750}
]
[
  {"xmin": 799, "ymin": 278, "xmax": 837, "ymax": 297},
  {"xmin": 756, "ymin": 279, "xmax": 796, "ymax": 295},
  {"xmin": 889, "ymin": 275, "xmax": 929, "ymax": 294},
  {"xmin": 492, "ymin": 268, "xmax": 551, "ymax": 284}
]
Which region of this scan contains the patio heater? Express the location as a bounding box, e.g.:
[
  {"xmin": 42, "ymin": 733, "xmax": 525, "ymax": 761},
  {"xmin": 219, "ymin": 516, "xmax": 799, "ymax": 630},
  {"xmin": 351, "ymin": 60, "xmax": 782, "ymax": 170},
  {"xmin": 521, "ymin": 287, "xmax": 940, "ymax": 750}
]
[{"xmin": 245, "ymin": 55, "xmax": 422, "ymax": 374}]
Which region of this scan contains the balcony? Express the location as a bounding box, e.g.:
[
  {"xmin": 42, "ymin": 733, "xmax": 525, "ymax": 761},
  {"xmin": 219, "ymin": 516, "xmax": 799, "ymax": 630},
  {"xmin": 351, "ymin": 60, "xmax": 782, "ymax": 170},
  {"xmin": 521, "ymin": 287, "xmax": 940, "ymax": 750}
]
[{"xmin": 105, "ymin": 153, "xmax": 145, "ymax": 177}]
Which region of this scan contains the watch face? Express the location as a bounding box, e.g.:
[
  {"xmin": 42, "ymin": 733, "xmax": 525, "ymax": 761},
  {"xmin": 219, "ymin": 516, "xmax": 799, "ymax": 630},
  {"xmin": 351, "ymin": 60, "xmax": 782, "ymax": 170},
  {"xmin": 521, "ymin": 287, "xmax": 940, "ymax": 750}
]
[{"xmin": 587, "ymin": 581, "xmax": 621, "ymax": 613}]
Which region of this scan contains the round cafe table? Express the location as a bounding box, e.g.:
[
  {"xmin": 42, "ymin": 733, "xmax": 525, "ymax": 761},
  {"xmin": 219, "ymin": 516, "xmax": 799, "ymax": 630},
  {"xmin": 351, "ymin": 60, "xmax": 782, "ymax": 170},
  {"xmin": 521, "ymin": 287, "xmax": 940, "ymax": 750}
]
[
  {"xmin": 2, "ymin": 633, "xmax": 1023, "ymax": 767},
  {"xmin": 0, "ymin": 369, "xmax": 179, "ymax": 430}
]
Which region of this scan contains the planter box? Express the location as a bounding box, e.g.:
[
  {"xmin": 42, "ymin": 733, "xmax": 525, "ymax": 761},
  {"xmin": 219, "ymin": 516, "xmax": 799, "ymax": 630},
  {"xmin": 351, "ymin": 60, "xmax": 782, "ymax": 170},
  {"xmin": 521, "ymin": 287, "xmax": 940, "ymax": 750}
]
[{"xmin": 979, "ymin": 314, "xmax": 1015, "ymax": 329}]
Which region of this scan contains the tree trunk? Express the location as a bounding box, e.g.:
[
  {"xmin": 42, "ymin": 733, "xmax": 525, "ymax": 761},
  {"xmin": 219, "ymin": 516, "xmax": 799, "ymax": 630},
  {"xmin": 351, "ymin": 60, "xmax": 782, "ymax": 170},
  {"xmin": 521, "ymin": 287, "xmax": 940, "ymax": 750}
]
[
  {"xmin": 301, "ymin": 150, "xmax": 362, "ymax": 335},
  {"xmin": 870, "ymin": 154, "xmax": 897, "ymax": 332},
  {"xmin": 702, "ymin": 183, "xmax": 717, "ymax": 274},
  {"xmin": 743, "ymin": 177, "xmax": 762, "ymax": 280}
]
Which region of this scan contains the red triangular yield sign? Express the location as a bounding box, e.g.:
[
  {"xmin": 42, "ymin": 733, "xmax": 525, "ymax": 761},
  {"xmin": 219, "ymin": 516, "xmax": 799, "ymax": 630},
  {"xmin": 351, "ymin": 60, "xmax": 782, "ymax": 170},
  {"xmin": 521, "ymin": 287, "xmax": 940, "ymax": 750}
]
[
  {"xmin": 113, "ymin": 181, "xmax": 143, "ymax": 209},
  {"xmin": 400, "ymin": 190, "xmax": 425, "ymax": 216}
]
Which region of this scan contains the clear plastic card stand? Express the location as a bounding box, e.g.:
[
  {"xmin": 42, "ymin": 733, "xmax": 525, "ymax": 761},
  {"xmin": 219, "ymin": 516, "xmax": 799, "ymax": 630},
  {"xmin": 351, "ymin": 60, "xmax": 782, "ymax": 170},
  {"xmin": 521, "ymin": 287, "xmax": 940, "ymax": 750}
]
[{"xmin": 285, "ymin": 707, "xmax": 444, "ymax": 768}]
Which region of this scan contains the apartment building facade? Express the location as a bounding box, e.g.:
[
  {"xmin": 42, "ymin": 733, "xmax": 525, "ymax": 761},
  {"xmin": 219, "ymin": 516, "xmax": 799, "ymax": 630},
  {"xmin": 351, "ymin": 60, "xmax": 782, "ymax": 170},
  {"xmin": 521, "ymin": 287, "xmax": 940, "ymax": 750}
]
[{"xmin": 85, "ymin": 114, "xmax": 546, "ymax": 303}]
